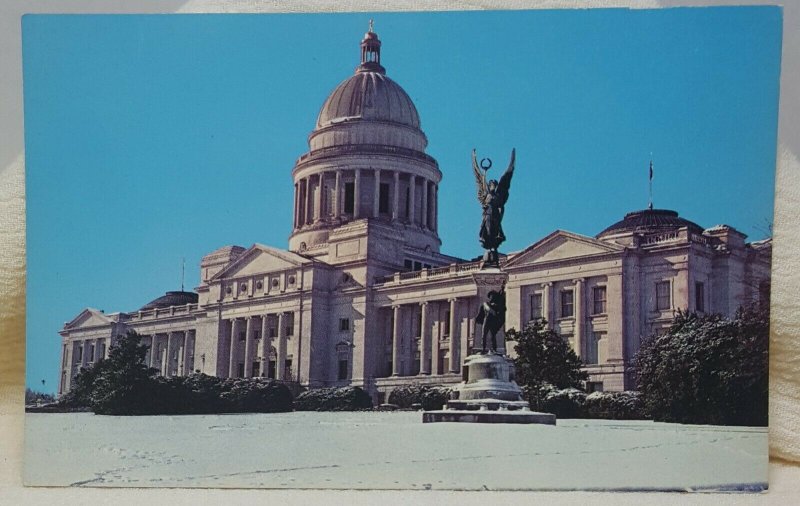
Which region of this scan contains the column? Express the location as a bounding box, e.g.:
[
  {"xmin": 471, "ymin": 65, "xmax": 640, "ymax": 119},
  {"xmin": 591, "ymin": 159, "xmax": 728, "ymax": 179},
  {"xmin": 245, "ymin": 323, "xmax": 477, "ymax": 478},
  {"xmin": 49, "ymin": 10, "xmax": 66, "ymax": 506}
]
[
  {"xmin": 81, "ymin": 340, "xmax": 88, "ymax": 368},
  {"xmin": 542, "ymin": 282, "xmax": 553, "ymax": 327},
  {"xmin": 229, "ymin": 318, "xmax": 240, "ymax": 378},
  {"xmin": 431, "ymin": 305, "xmax": 441, "ymax": 375},
  {"xmin": 460, "ymin": 298, "xmax": 470, "ymax": 362},
  {"xmin": 243, "ymin": 316, "xmax": 254, "ymax": 377},
  {"xmin": 182, "ymin": 331, "xmax": 191, "ymax": 375},
  {"xmin": 392, "ymin": 171, "xmax": 400, "ymax": 221},
  {"xmin": 421, "ymin": 179, "xmax": 428, "ymax": 229},
  {"xmin": 432, "ymin": 184, "xmax": 438, "ymax": 232},
  {"xmin": 574, "ymin": 278, "xmax": 585, "ymax": 360},
  {"xmin": 391, "ymin": 305, "xmax": 402, "ymax": 376},
  {"xmin": 419, "ymin": 302, "xmax": 430, "ymax": 375},
  {"xmin": 313, "ymin": 173, "xmax": 323, "ymax": 222},
  {"xmin": 293, "ymin": 182, "xmax": 299, "ymax": 229},
  {"xmin": 408, "ymin": 175, "xmax": 416, "ymax": 225},
  {"xmin": 448, "ymin": 298, "xmax": 459, "ymax": 373},
  {"xmin": 353, "ymin": 169, "xmax": 361, "ymax": 218},
  {"xmin": 305, "ymin": 177, "xmax": 313, "ymax": 225},
  {"xmin": 165, "ymin": 332, "xmax": 175, "ymax": 376},
  {"xmin": 276, "ymin": 312, "xmax": 287, "ymax": 380},
  {"xmin": 334, "ymin": 170, "xmax": 341, "ymax": 220},
  {"xmin": 260, "ymin": 315, "xmax": 270, "ymax": 377},
  {"xmin": 373, "ymin": 168, "xmax": 381, "ymax": 217},
  {"xmin": 149, "ymin": 334, "xmax": 158, "ymax": 369},
  {"xmin": 298, "ymin": 179, "xmax": 306, "ymax": 227}
]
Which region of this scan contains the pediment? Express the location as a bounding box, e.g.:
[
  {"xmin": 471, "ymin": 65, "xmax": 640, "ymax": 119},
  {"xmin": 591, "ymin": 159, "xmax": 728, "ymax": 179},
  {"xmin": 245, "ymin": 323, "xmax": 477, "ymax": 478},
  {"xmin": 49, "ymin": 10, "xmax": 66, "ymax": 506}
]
[
  {"xmin": 65, "ymin": 308, "xmax": 112, "ymax": 330},
  {"xmin": 505, "ymin": 230, "xmax": 623, "ymax": 268},
  {"xmin": 212, "ymin": 244, "xmax": 311, "ymax": 280}
]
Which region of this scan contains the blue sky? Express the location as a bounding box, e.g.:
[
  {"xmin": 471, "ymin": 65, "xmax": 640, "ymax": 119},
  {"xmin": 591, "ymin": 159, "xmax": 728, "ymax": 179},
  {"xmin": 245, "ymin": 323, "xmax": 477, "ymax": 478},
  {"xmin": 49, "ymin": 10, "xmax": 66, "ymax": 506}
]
[{"xmin": 23, "ymin": 8, "xmax": 782, "ymax": 392}]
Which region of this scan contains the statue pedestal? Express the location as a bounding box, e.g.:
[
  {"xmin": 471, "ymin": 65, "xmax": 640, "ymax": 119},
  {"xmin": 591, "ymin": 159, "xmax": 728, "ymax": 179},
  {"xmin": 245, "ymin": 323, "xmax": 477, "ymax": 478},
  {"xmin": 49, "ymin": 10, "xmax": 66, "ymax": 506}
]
[
  {"xmin": 470, "ymin": 268, "xmax": 508, "ymax": 355},
  {"xmin": 422, "ymin": 353, "xmax": 556, "ymax": 425}
]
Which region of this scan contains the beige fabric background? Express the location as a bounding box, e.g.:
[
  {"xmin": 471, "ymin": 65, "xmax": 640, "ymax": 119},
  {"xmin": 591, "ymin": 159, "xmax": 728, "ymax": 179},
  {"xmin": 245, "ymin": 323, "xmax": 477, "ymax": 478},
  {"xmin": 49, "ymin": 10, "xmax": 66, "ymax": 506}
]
[{"xmin": 1, "ymin": 1, "xmax": 798, "ymax": 504}]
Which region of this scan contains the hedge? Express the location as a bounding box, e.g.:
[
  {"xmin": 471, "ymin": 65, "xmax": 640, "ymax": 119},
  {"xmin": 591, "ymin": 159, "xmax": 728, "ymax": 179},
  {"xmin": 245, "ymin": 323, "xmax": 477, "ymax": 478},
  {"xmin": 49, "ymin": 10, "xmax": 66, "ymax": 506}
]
[
  {"xmin": 293, "ymin": 386, "xmax": 373, "ymax": 411},
  {"xmin": 387, "ymin": 384, "xmax": 452, "ymax": 411}
]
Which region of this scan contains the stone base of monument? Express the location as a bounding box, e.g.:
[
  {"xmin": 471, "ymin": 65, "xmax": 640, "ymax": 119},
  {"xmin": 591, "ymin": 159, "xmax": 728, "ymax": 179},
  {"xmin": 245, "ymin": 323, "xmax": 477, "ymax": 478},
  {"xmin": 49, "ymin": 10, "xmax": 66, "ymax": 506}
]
[{"xmin": 422, "ymin": 353, "xmax": 556, "ymax": 425}]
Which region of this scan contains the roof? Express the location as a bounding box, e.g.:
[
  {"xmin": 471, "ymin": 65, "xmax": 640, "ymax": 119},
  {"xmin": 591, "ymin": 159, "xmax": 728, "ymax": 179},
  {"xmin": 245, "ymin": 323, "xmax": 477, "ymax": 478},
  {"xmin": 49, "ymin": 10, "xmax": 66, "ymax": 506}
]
[
  {"xmin": 597, "ymin": 208, "xmax": 703, "ymax": 239},
  {"xmin": 139, "ymin": 291, "xmax": 198, "ymax": 311},
  {"xmin": 315, "ymin": 71, "xmax": 421, "ymax": 130}
]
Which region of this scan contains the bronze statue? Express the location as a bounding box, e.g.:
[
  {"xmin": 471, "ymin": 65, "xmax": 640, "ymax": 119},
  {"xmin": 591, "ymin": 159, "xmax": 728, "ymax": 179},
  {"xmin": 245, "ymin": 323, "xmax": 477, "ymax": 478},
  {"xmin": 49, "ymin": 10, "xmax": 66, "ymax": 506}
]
[
  {"xmin": 472, "ymin": 148, "xmax": 516, "ymax": 267},
  {"xmin": 475, "ymin": 284, "xmax": 506, "ymax": 354}
]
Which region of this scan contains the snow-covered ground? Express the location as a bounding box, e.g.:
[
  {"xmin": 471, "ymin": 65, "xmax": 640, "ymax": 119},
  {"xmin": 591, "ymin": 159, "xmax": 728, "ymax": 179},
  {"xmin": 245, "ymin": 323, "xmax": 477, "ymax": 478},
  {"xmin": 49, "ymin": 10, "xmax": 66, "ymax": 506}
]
[{"xmin": 24, "ymin": 412, "xmax": 767, "ymax": 491}]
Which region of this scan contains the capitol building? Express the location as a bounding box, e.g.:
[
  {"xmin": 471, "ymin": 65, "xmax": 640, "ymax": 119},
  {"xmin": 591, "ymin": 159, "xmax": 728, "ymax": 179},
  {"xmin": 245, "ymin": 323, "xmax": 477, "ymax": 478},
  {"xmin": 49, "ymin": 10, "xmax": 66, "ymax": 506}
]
[{"xmin": 58, "ymin": 27, "xmax": 772, "ymax": 401}]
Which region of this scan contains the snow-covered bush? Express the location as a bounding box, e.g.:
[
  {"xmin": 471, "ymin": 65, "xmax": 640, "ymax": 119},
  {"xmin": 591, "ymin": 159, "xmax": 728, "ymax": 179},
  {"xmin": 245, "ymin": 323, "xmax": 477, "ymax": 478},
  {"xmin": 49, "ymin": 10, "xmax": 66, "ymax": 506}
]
[
  {"xmin": 387, "ymin": 384, "xmax": 452, "ymax": 410},
  {"xmin": 537, "ymin": 387, "xmax": 586, "ymax": 418},
  {"xmin": 293, "ymin": 386, "xmax": 373, "ymax": 411},
  {"xmin": 583, "ymin": 391, "xmax": 644, "ymax": 420},
  {"xmin": 633, "ymin": 306, "xmax": 768, "ymax": 426}
]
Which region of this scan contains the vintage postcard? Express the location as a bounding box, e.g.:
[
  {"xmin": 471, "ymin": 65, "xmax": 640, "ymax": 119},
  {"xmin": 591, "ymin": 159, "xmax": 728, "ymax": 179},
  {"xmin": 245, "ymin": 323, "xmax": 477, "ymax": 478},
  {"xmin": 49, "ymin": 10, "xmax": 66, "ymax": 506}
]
[{"xmin": 23, "ymin": 8, "xmax": 780, "ymax": 490}]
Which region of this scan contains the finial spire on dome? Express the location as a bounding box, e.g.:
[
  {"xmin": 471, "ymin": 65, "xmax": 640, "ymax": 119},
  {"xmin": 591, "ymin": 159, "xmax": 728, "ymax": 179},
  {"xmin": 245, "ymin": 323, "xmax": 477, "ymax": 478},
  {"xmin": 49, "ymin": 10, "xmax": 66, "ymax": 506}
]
[{"xmin": 357, "ymin": 21, "xmax": 385, "ymax": 74}]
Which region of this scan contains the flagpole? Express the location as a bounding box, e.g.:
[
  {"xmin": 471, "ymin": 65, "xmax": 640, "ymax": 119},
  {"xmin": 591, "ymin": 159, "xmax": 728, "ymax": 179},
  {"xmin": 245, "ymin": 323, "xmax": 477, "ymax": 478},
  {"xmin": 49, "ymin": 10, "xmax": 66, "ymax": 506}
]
[{"xmin": 648, "ymin": 155, "xmax": 654, "ymax": 210}]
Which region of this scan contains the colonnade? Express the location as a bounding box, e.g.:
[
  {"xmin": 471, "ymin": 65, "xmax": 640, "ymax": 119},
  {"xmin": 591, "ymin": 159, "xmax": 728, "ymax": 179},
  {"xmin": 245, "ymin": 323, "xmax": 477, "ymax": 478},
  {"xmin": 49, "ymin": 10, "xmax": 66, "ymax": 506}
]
[
  {"xmin": 389, "ymin": 297, "xmax": 467, "ymax": 377},
  {"xmin": 293, "ymin": 169, "xmax": 438, "ymax": 231},
  {"xmin": 225, "ymin": 312, "xmax": 295, "ymax": 380},
  {"xmin": 145, "ymin": 330, "xmax": 196, "ymax": 377}
]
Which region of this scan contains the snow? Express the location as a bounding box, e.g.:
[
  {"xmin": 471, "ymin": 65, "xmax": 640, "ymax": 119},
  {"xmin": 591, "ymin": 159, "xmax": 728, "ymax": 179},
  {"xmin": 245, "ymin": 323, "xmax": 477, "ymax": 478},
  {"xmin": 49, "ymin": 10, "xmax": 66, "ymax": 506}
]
[{"xmin": 24, "ymin": 412, "xmax": 767, "ymax": 491}]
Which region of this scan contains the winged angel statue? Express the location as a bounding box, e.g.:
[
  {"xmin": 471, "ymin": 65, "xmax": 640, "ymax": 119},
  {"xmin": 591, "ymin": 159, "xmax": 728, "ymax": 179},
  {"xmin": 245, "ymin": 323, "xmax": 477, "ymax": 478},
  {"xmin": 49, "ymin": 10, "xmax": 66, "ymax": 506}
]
[{"xmin": 472, "ymin": 148, "xmax": 516, "ymax": 267}]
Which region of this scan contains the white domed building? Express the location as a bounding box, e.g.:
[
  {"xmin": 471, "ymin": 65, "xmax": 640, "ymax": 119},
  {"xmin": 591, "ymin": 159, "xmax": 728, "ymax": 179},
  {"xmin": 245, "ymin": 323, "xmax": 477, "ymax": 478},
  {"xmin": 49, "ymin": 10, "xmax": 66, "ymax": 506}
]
[{"xmin": 58, "ymin": 27, "xmax": 771, "ymax": 400}]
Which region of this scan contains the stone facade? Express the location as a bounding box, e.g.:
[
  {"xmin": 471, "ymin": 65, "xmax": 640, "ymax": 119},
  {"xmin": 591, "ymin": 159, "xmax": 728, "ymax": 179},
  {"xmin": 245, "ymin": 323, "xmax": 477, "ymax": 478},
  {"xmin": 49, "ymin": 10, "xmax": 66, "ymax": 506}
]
[{"xmin": 57, "ymin": 28, "xmax": 772, "ymax": 401}]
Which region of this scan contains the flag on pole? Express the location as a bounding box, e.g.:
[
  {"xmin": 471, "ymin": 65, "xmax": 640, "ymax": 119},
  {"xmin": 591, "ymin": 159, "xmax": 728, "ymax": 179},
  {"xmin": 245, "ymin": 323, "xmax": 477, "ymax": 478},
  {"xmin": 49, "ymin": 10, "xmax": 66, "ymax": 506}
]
[{"xmin": 649, "ymin": 159, "xmax": 653, "ymax": 181}]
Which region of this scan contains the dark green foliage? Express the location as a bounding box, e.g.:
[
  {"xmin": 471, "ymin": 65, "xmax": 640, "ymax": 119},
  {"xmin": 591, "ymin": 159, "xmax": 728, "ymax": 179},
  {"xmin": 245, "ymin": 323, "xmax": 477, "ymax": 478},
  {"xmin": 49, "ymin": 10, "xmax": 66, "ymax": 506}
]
[
  {"xmin": 25, "ymin": 388, "xmax": 55, "ymax": 405},
  {"xmin": 387, "ymin": 384, "xmax": 452, "ymax": 410},
  {"xmin": 293, "ymin": 386, "xmax": 373, "ymax": 411},
  {"xmin": 537, "ymin": 386, "xmax": 586, "ymax": 418},
  {"xmin": 583, "ymin": 391, "xmax": 644, "ymax": 420},
  {"xmin": 62, "ymin": 331, "xmax": 292, "ymax": 415},
  {"xmin": 508, "ymin": 319, "xmax": 588, "ymax": 407},
  {"xmin": 633, "ymin": 306, "xmax": 769, "ymax": 426},
  {"xmin": 88, "ymin": 331, "xmax": 159, "ymax": 415}
]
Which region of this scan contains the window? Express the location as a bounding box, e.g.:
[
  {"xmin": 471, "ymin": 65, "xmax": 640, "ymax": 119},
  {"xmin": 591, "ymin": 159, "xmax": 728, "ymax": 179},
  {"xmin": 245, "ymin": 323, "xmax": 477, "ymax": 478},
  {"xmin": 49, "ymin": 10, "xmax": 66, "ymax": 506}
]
[
  {"xmin": 413, "ymin": 261, "xmax": 422, "ymax": 271},
  {"xmin": 268, "ymin": 324, "xmax": 277, "ymax": 338},
  {"xmin": 587, "ymin": 331, "xmax": 605, "ymax": 364},
  {"xmin": 344, "ymin": 182, "xmax": 355, "ymax": 214},
  {"xmin": 416, "ymin": 313, "xmax": 423, "ymax": 337},
  {"xmin": 252, "ymin": 362, "xmax": 260, "ymax": 377},
  {"xmin": 268, "ymin": 360, "xmax": 276, "ymax": 379},
  {"xmin": 656, "ymin": 281, "xmax": 671, "ymax": 311},
  {"xmin": 405, "ymin": 188, "xmax": 411, "ymax": 217},
  {"xmin": 592, "ymin": 286, "xmax": 607, "ymax": 315},
  {"xmin": 237, "ymin": 363, "xmax": 245, "ymax": 377},
  {"xmin": 339, "ymin": 318, "xmax": 350, "ymax": 332},
  {"xmin": 285, "ymin": 314, "xmax": 294, "ymax": 336},
  {"xmin": 443, "ymin": 310, "xmax": 451, "ymax": 336},
  {"xmin": 253, "ymin": 330, "xmax": 260, "ymax": 340},
  {"xmin": 239, "ymin": 330, "xmax": 246, "ymax": 341},
  {"xmin": 423, "ymin": 263, "xmax": 431, "ymax": 270},
  {"xmin": 561, "ymin": 290, "xmax": 574, "ymax": 318},
  {"xmin": 695, "ymin": 282, "xmax": 705, "ymax": 312},
  {"xmin": 338, "ymin": 359, "xmax": 349, "ymax": 380},
  {"xmin": 285, "ymin": 359, "xmax": 293, "ymax": 380},
  {"xmin": 88, "ymin": 344, "xmax": 95, "ymax": 362},
  {"xmin": 530, "ymin": 293, "xmax": 543, "ymax": 320},
  {"xmin": 404, "ymin": 259, "xmax": 413, "ymax": 270},
  {"xmin": 379, "ymin": 183, "xmax": 390, "ymax": 213},
  {"xmin": 586, "ymin": 381, "xmax": 604, "ymax": 393},
  {"xmin": 75, "ymin": 345, "xmax": 82, "ymax": 363}
]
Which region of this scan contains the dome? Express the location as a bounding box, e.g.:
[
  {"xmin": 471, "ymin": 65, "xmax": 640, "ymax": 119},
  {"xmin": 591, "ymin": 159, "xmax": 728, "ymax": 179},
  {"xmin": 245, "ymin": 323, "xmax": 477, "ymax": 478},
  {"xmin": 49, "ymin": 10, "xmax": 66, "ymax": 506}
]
[
  {"xmin": 305, "ymin": 25, "xmax": 427, "ymax": 152},
  {"xmin": 597, "ymin": 208, "xmax": 703, "ymax": 239},
  {"xmin": 140, "ymin": 291, "xmax": 198, "ymax": 311},
  {"xmin": 315, "ymin": 71, "xmax": 421, "ymax": 130}
]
